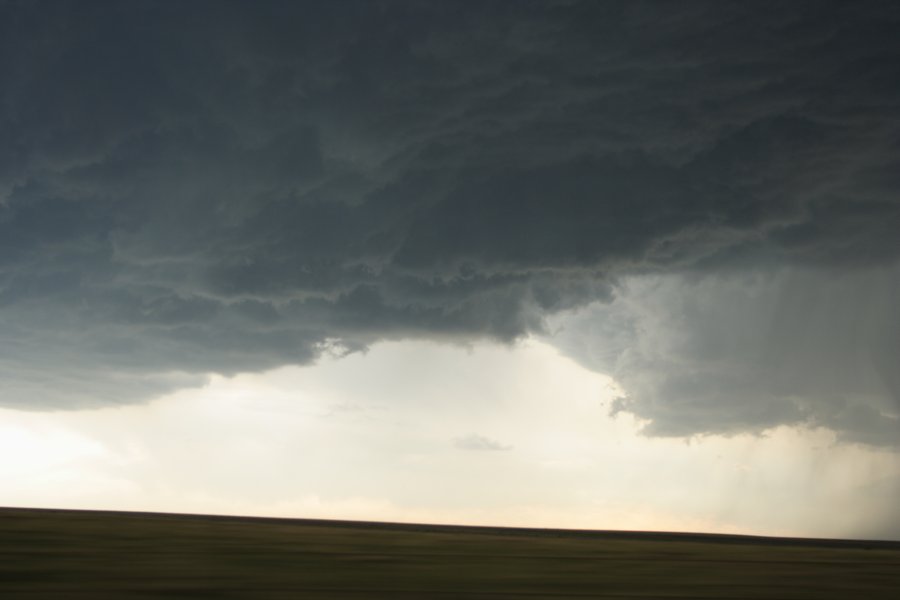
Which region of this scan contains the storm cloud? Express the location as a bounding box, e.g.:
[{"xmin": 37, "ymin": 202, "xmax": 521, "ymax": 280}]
[
  {"xmin": 548, "ymin": 265, "xmax": 900, "ymax": 446},
  {"xmin": 1, "ymin": 1, "xmax": 899, "ymax": 444}
]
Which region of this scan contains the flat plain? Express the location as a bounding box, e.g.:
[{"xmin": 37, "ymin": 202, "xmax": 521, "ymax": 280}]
[{"xmin": 1, "ymin": 507, "xmax": 898, "ymax": 599}]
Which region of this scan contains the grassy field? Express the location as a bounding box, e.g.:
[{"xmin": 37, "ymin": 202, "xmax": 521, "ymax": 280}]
[{"xmin": 1, "ymin": 507, "xmax": 898, "ymax": 599}]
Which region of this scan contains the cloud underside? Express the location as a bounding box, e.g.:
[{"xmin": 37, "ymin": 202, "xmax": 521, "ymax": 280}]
[{"xmin": 1, "ymin": 1, "xmax": 899, "ymax": 443}]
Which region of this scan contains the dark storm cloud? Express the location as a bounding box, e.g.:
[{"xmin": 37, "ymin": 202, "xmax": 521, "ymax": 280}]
[{"xmin": 1, "ymin": 0, "xmax": 899, "ymax": 440}]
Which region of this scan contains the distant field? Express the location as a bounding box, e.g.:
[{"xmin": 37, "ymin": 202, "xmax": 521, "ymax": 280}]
[{"xmin": 1, "ymin": 507, "xmax": 898, "ymax": 599}]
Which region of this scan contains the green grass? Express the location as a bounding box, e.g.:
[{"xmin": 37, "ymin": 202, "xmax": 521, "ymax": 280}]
[{"xmin": 1, "ymin": 507, "xmax": 898, "ymax": 598}]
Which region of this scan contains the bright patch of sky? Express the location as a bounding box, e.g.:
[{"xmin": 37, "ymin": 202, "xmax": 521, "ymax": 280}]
[{"xmin": 3, "ymin": 337, "xmax": 897, "ymax": 540}]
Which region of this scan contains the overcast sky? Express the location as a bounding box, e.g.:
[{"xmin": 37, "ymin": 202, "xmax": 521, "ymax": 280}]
[{"xmin": 1, "ymin": 0, "xmax": 898, "ymax": 539}]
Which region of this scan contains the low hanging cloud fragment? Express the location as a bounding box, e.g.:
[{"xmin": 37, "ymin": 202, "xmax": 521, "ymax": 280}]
[
  {"xmin": 0, "ymin": 0, "xmax": 899, "ymax": 446},
  {"xmin": 453, "ymin": 434, "xmax": 512, "ymax": 452}
]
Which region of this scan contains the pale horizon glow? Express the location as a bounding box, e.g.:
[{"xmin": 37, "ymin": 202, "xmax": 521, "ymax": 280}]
[{"xmin": 2, "ymin": 336, "xmax": 897, "ymax": 540}]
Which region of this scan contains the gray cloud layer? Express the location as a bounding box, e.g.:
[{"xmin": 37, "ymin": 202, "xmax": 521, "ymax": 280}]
[
  {"xmin": 1, "ymin": 0, "xmax": 899, "ymax": 444},
  {"xmin": 549, "ymin": 265, "xmax": 900, "ymax": 446}
]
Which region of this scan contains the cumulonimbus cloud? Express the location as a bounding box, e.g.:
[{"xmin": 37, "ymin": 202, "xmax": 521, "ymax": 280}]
[{"xmin": 0, "ymin": 1, "xmax": 898, "ymax": 446}]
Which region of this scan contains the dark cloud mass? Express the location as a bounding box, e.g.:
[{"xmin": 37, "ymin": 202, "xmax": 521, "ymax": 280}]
[{"xmin": 0, "ymin": 1, "xmax": 898, "ymax": 444}]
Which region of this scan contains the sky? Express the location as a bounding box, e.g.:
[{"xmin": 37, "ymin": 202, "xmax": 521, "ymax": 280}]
[{"xmin": 1, "ymin": 0, "xmax": 898, "ymax": 540}]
